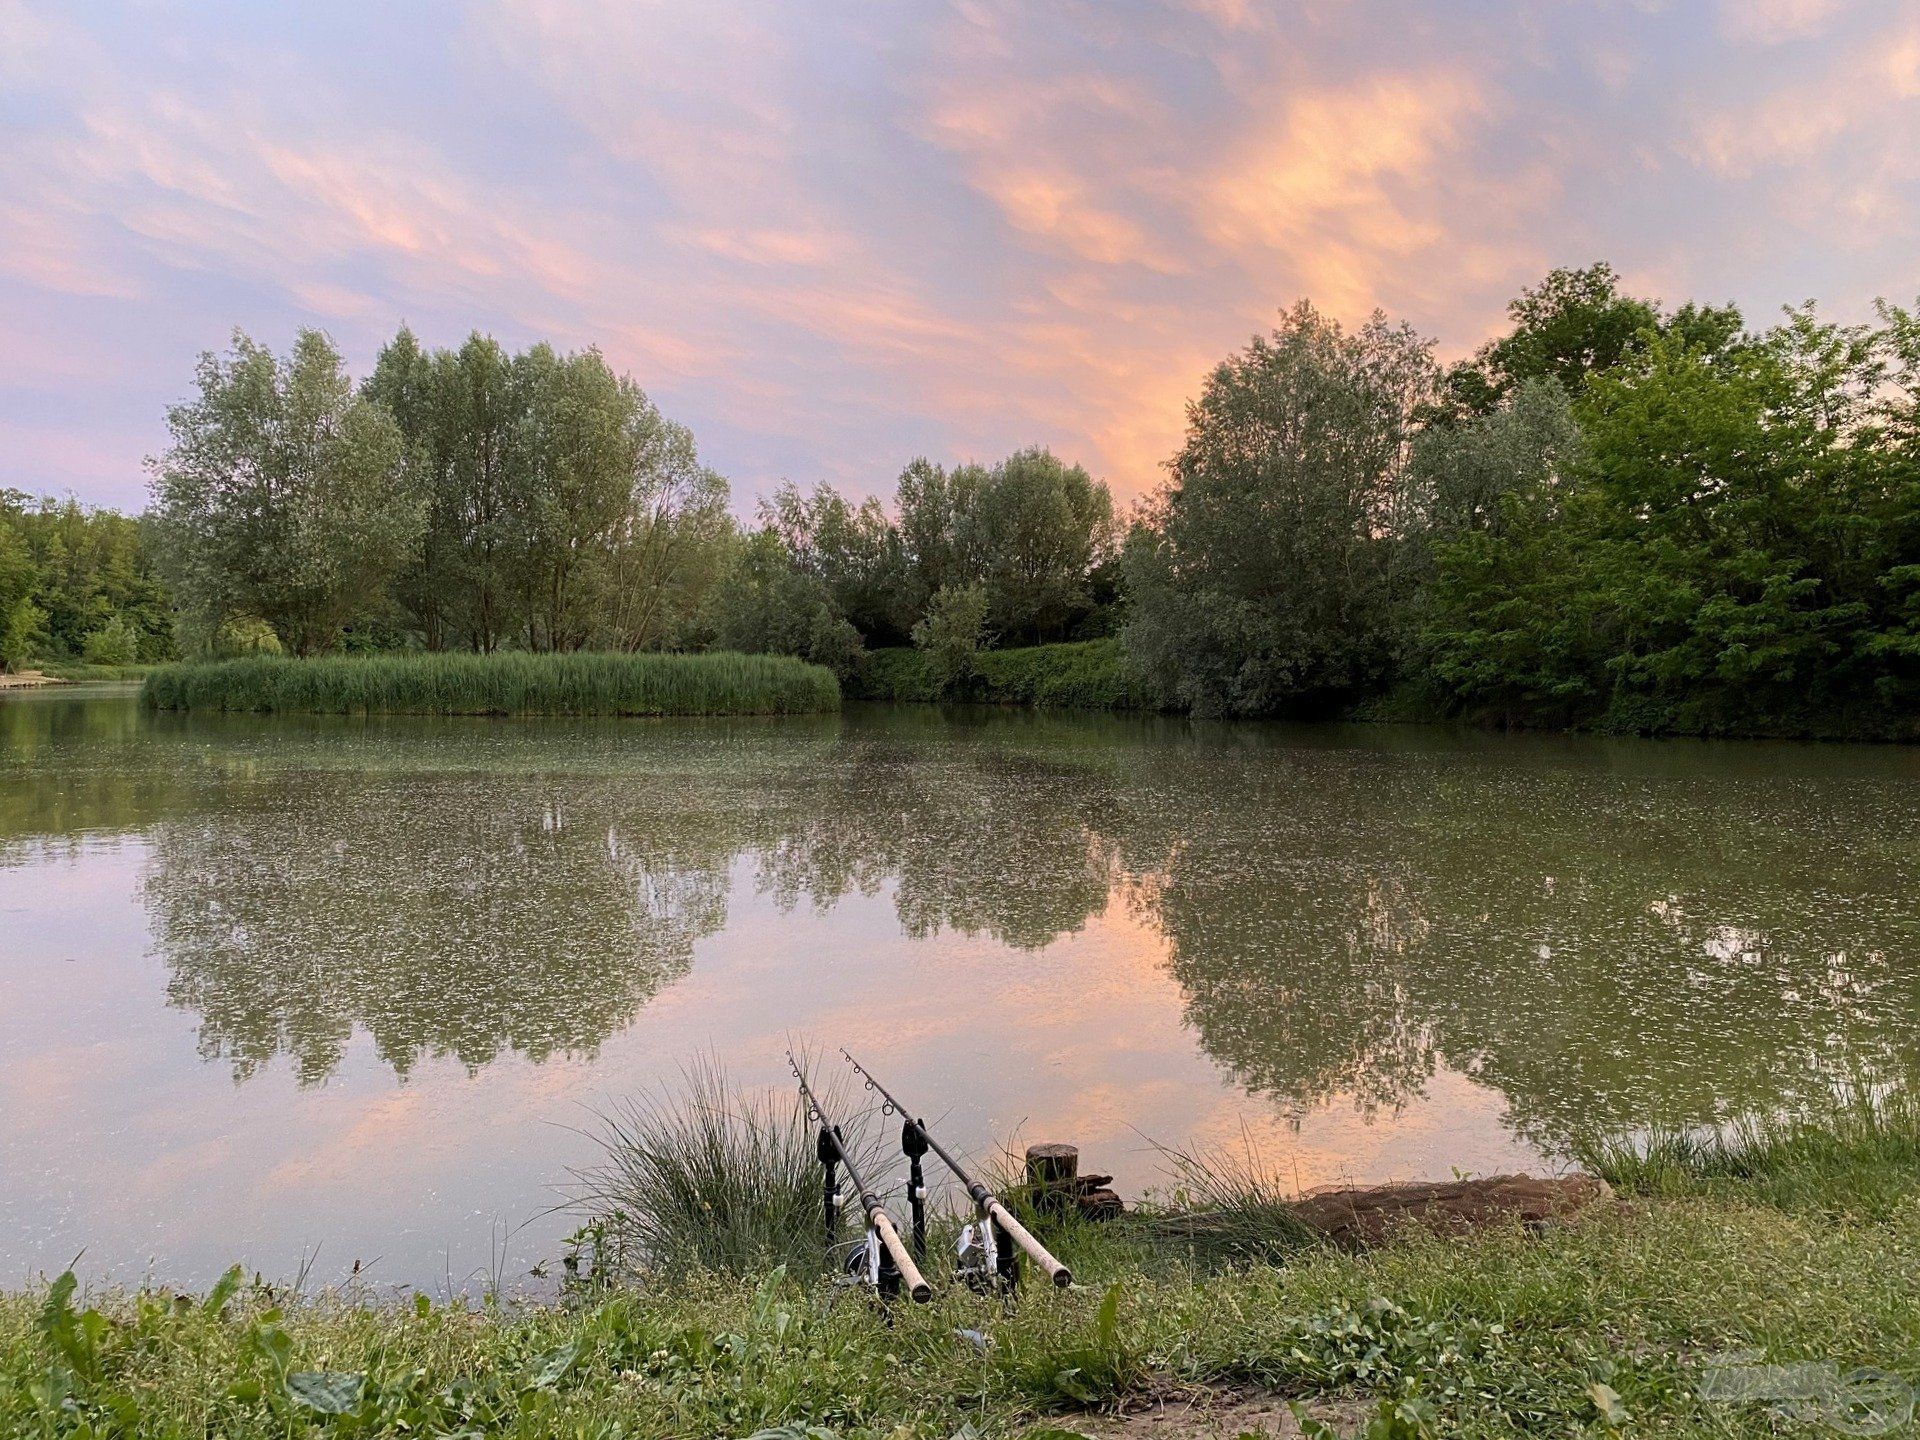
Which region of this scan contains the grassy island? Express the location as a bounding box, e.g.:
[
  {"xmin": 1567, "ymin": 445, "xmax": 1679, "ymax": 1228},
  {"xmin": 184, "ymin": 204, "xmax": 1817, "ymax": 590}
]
[{"xmin": 140, "ymin": 651, "xmax": 841, "ymax": 717}]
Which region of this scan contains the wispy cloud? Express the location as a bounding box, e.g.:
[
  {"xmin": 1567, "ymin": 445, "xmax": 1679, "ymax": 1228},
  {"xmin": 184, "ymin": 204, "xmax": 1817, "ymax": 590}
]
[{"xmin": 0, "ymin": 0, "xmax": 1914, "ymax": 510}]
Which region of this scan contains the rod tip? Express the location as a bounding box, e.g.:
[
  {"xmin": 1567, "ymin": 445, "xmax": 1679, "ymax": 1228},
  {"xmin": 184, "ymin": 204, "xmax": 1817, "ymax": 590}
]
[
  {"xmin": 1051, "ymin": 1268, "xmax": 1073, "ymax": 1288},
  {"xmin": 910, "ymin": 1282, "xmax": 932, "ymax": 1303}
]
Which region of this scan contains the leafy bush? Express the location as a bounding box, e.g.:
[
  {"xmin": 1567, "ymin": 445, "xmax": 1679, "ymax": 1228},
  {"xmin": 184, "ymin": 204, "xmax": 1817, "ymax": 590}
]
[
  {"xmin": 80, "ymin": 615, "xmax": 141, "ymax": 666},
  {"xmin": 854, "ymin": 639, "xmax": 1150, "ymax": 709},
  {"xmin": 910, "ymin": 583, "xmax": 990, "ymax": 694}
]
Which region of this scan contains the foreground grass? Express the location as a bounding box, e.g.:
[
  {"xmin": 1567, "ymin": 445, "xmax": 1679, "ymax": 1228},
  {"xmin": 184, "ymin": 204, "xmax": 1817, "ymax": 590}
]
[
  {"xmin": 5, "ymin": 1197, "xmax": 1916, "ymax": 1438},
  {"xmin": 141, "ymin": 651, "xmax": 841, "ymax": 717},
  {"xmin": 1577, "ymin": 1083, "xmax": 1920, "ymax": 1221},
  {"xmin": 8, "ymin": 1098, "xmax": 1919, "ymax": 1439},
  {"xmin": 857, "ymin": 640, "xmax": 1152, "ymax": 710}
]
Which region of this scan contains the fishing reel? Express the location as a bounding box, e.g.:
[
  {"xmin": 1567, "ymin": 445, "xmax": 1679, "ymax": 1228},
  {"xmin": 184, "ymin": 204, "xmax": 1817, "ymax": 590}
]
[{"xmin": 954, "ymin": 1210, "xmax": 1020, "ymax": 1295}]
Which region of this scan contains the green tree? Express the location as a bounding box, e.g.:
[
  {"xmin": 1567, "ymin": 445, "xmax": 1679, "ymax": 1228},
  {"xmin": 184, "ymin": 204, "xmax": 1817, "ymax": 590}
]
[
  {"xmin": 1434, "ymin": 263, "xmax": 1743, "ymax": 421},
  {"xmin": 911, "ymin": 582, "xmax": 990, "ymax": 693},
  {"xmin": 504, "ymin": 345, "xmax": 639, "ymax": 650},
  {"xmin": 894, "ymin": 457, "xmax": 986, "ymax": 616},
  {"xmin": 1123, "ymin": 302, "xmax": 1438, "ymax": 716},
  {"xmin": 364, "ymin": 324, "xmax": 463, "ymax": 650},
  {"xmin": 601, "ymin": 404, "xmax": 734, "ymax": 651},
  {"xmin": 0, "ymin": 503, "xmax": 44, "ymax": 671},
  {"xmin": 1409, "ymin": 378, "xmax": 1582, "ymax": 540},
  {"xmin": 962, "ymin": 448, "xmax": 1115, "ymax": 643},
  {"xmin": 762, "ymin": 482, "xmax": 907, "ymax": 644},
  {"xmin": 0, "ymin": 491, "xmax": 174, "ymax": 666},
  {"xmin": 151, "ymin": 329, "xmax": 420, "ymax": 655},
  {"xmin": 79, "ymin": 614, "xmax": 140, "ymax": 665},
  {"xmin": 1423, "ymin": 301, "xmax": 1920, "ymax": 733},
  {"xmin": 701, "ymin": 529, "xmax": 865, "ymax": 678}
]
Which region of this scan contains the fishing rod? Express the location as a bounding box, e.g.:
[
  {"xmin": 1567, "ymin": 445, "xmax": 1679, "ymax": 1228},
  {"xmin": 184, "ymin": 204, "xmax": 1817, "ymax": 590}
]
[
  {"xmin": 840, "ymin": 1049, "xmax": 1072, "ymax": 1289},
  {"xmin": 786, "ymin": 1051, "xmax": 931, "ymax": 1303}
]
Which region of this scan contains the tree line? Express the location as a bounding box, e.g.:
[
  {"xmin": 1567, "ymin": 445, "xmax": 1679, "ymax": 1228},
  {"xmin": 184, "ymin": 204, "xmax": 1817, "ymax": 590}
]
[
  {"xmin": 0, "ymin": 492, "xmax": 173, "ymax": 670},
  {"xmin": 141, "ymin": 326, "xmax": 1118, "ymax": 680},
  {"xmin": 14, "ymin": 261, "xmax": 1915, "ymax": 737},
  {"xmin": 1128, "ymin": 265, "xmax": 1920, "ymax": 734}
]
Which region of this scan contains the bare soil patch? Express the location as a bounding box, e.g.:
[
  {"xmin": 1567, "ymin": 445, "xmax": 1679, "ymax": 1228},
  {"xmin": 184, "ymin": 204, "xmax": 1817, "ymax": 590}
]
[{"xmin": 1070, "ymin": 1386, "xmax": 1373, "ymax": 1438}]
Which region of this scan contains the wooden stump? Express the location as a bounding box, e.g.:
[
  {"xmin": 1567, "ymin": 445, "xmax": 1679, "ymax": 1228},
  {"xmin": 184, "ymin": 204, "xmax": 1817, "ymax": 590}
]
[
  {"xmin": 1025, "ymin": 1143, "xmax": 1079, "ymax": 1189},
  {"xmin": 1024, "ymin": 1143, "xmax": 1124, "ymax": 1220}
]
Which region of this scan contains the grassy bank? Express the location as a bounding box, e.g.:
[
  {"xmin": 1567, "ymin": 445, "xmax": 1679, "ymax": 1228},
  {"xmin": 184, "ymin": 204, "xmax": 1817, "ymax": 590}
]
[
  {"xmin": 856, "ymin": 639, "xmax": 1153, "ymax": 710},
  {"xmin": 34, "ymin": 661, "xmax": 160, "ymax": 683},
  {"xmin": 7, "ymin": 1097, "xmax": 1917, "ymax": 1438},
  {"xmin": 4, "ymin": 1189, "xmax": 1913, "ymax": 1436},
  {"xmin": 141, "ymin": 651, "xmax": 841, "ymax": 717}
]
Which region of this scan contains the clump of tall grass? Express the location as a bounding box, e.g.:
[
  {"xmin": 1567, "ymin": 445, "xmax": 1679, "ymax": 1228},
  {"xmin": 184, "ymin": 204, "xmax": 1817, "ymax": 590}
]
[
  {"xmin": 141, "ymin": 650, "xmax": 840, "ymax": 716},
  {"xmin": 571, "ymin": 1059, "xmax": 874, "ymax": 1283},
  {"xmin": 1576, "ymin": 1080, "xmax": 1920, "ymax": 1218},
  {"xmin": 1124, "ymin": 1135, "xmax": 1318, "ymax": 1270}
]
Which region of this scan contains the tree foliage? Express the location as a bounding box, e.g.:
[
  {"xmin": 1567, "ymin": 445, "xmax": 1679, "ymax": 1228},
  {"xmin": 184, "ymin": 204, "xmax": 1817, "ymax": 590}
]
[
  {"xmin": 151, "ymin": 330, "xmax": 418, "ymax": 656},
  {"xmin": 1422, "ymin": 299, "xmax": 1920, "ymax": 733},
  {"xmin": 0, "ymin": 489, "xmax": 173, "ymax": 670},
  {"xmin": 1122, "ymin": 302, "xmax": 1439, "ymax": 716}
]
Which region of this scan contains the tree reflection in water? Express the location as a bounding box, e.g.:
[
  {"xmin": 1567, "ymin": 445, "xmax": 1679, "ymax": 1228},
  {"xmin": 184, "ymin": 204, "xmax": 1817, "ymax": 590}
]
[{"xmin": 13, "ymin": 692, "xmax": 1919, "ymax": 1150}]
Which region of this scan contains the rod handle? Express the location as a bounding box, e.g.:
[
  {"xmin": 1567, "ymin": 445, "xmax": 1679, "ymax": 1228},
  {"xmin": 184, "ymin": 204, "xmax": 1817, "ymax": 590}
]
[
  {"xmin": 872, "ymin": 1208, "xmax": 932, "ymax": 1302},
  {"xmin": 985, "ymin": 1197, "xmax": 1072, "ymax": 1287}
]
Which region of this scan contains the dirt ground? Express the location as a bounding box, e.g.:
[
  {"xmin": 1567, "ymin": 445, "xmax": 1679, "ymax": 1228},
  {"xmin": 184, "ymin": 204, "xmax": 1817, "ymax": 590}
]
[{"xmin": 1070, "ymin": 1387, "xmax": 1375, "ymax": 1438}]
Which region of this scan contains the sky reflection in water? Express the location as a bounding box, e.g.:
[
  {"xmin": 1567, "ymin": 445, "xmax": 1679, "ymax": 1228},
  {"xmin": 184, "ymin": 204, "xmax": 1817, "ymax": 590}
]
[{"xmin": 3, "ymin": 689, "xmax": 1917, "ymax": 1291}]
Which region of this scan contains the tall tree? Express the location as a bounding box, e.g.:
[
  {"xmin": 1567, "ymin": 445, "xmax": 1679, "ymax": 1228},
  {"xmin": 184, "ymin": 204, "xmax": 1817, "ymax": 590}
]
[
  {"xmin": 602, "ymin": 402, "xmax": 733, "ymax": 651},
  {"xmin": 895, "ymin": 457, "xmax": 986, "ymax": 615},
  {"xmin": 1433, "ymin": 263, "xmax": 1743, "ymax": 422},
  {"xmin": 0, "ymin": 495, "xmax": 43, "ymax": 671},
  {"xmin": 364, "ymin": 325, "xmax": 462, "ymax": 650},
  {"xmin": 1122, "ymin": 302, "xmax": 1439, "ymax": 715},
  {"xmin": 504, "ymin": 345, "xmax": 638, "ymax": 650},
  {"xmin": 151, "ymin": 329, "xmax": 419, "ymax": 655},
  {"xmin": 761, "ymin": 482, "xmax": 908, "ymax": 644},
  {"xmin": 444, "ymin": 334, "xmax": 517, "ymax": 652},
  {"xmin": 960, "ymin": 447, "xmax": 1115, "ymax": 643}
]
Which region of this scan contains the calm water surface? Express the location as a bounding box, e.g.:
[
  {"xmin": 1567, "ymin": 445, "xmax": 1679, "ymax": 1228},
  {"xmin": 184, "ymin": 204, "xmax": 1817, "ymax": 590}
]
[{"xmin": 4, "ymin": 686, "xmax": 1918, "ymax": 1291}]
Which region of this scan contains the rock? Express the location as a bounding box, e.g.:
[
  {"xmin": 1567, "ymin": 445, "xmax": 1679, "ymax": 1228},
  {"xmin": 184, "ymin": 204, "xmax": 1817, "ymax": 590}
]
[{"xmin": 1288, "ymin": 1173, "xmax": 1612, "ymax": 1249}]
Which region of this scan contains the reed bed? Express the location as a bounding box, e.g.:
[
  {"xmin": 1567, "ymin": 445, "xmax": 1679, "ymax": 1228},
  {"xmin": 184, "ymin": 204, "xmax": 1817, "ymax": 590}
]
[{"xmin": 141, "ymin": 650, "xmax": 840, "ymax": 717}]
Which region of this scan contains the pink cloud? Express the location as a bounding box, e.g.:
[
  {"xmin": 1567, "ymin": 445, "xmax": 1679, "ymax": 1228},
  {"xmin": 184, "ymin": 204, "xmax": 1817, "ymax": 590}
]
[{"xmin": 2, "ymin": 0, "xmax": 1916, "ymax": 512}]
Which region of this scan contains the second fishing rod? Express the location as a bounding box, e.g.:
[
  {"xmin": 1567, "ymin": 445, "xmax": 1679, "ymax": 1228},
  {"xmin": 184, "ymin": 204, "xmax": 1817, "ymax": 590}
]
[{"xmin": 840, "ymin": 1049, "xmax": 1072, "ymax": 1289}]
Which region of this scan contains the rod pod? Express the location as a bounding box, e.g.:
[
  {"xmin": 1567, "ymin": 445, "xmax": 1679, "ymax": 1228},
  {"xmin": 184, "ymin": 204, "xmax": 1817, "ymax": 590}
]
[{"xmin": 840, "ymin": 1049, "xmax": 1073, "ymax": 1289}]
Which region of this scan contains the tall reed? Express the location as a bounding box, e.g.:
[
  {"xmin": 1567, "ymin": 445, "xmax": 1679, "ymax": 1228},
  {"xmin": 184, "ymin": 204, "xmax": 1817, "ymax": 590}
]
[{"xmin": 141, "ymin": 651, "xmax": 840, "ymax": 716}]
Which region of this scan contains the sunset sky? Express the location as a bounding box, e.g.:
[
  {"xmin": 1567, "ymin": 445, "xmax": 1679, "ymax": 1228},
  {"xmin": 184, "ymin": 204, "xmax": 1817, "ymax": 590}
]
[{"xmin": 3, "ymin": 0, "xmax": 1916, "ymax": 513}]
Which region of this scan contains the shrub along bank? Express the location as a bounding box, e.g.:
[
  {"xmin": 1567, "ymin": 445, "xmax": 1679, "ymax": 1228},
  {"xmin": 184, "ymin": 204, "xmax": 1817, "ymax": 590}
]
[
  {"xmin": 855, "ymin": 639, "xmax": 1152, "ymax": 710},
  {"xmin": 141, "ymin": 651, "xmax": 841, "ymax": 717}
]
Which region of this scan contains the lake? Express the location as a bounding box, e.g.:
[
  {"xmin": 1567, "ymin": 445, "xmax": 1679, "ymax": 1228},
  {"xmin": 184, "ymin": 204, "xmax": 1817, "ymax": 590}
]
[{"xmin": 4, "ymin": 686, "xmax": 1918, "ymax": 1293}]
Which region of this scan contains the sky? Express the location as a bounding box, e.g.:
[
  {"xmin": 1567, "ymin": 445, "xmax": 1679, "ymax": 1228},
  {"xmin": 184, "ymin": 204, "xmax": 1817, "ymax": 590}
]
[{"xmin": 2, "ymin": 0, "xmax": 1916, "ymax": 515}]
